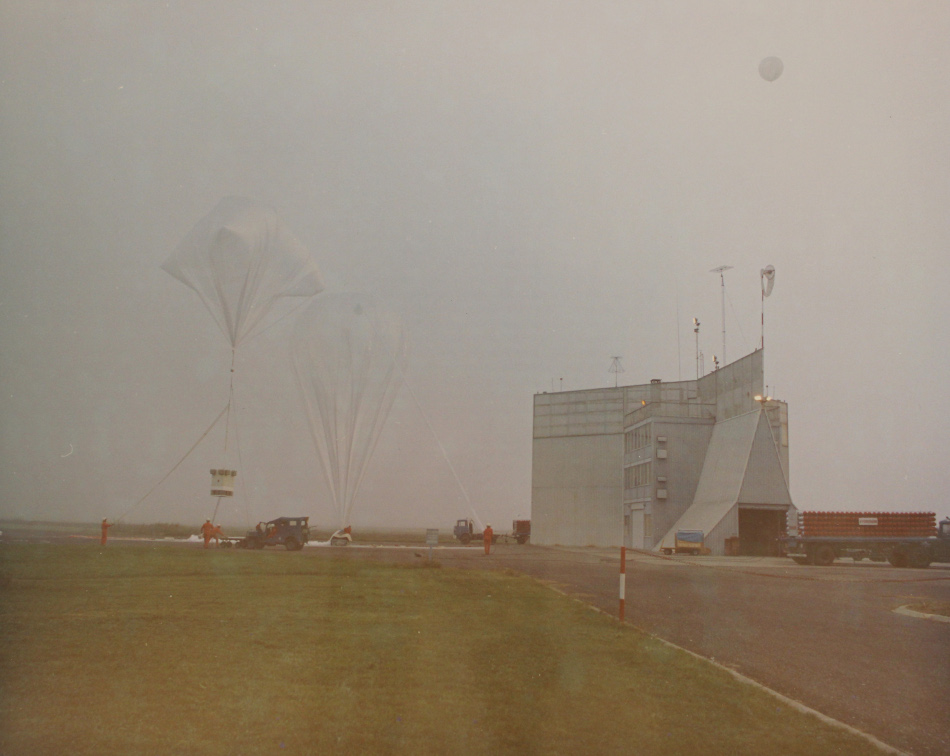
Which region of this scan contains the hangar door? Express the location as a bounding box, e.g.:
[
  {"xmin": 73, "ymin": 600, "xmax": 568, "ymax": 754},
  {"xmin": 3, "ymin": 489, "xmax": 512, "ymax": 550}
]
[{"xmin": 738, "ymin": 507, "xmax": 786, "ymax": 556}]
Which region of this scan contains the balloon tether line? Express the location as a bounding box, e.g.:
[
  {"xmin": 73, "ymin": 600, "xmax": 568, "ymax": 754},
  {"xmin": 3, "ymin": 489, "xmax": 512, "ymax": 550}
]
[
  {"xmin": 373, "ymin": 321, "xmax": 483, "ymax": 532},
  {"xmin": 116, "ymin": 404, "xmax": 229, "ymax": 523},
  {"xmin": 223, "ymin": 348, "xmax": 236, "ymax": 452}
]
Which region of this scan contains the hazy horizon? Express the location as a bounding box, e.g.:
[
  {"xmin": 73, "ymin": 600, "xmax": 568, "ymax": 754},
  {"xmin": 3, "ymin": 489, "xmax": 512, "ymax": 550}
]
[{"xmin": 2, "ymin": 2, "xmax": 948, "ymax": 530}]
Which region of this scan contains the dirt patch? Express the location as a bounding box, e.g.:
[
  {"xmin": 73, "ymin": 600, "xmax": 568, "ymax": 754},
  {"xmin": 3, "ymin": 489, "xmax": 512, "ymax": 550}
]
[{"xmin": 906, "ymin": 600, "xmax": 950, "ymax": 617}]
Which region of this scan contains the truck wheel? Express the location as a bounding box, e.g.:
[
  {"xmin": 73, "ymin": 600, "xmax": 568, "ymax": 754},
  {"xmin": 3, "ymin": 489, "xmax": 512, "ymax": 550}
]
[
  {"xmin": 907, "ymin": 546, "xmax": 931, "ymax": 569},
  {"xmin": 813, "ymin": 545, "xmax": 836, "ymax": 566},
  {"xmin": 791, "ymin": 556, "xmax": 810, "ymax": 565},
  {"xmin": 888, "ymin": 550, "xmax": 908, "ymax": 568},
  {"xmin": 516, "ymin": 535, "xmax": 528, "ymax": 545},
  {"xmin": 459, "ymin": 533, "xmax": 471, "ymax": 545},
  {"xmin": 285, "ymin": 537, "xmax": 298, "ymax": 551}
]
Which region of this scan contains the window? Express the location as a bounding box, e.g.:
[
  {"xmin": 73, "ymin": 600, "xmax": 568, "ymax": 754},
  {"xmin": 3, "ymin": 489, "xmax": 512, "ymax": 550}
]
[
  {"xmin": 624, "ymin": 424, "xmax": 652, "ymax": 452},
  {"xmin": 624, "ymin": 461, "xmax": 652, "ymax": 488}
]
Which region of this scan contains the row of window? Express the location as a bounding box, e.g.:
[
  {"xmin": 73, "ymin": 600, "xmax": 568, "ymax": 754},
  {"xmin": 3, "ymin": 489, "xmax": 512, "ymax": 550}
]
[
  {"xmin": 624, "ymin": 461, "xmax": 652, "ymax": 489},
  {"xmin": 624, "ymin": 424, "xmax": 651, "ymax": 452}
]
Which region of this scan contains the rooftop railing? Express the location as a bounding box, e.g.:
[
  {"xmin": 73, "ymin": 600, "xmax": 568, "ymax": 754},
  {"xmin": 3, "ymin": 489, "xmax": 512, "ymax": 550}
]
[{"xmin": 624, "ymin": 400, "xmax": 716, "ymax": 427}]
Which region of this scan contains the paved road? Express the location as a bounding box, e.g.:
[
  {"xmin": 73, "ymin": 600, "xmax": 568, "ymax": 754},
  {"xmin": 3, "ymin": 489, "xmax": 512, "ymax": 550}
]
[{"xmin": 434, "ymin": 545, "xmax": 950, "ymax": 756}]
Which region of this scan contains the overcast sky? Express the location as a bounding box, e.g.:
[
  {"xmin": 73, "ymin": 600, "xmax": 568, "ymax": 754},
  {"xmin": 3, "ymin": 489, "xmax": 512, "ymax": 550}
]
[{"xmin": 2, "ymin": 2, "xmax": 948, "ymax": 531}]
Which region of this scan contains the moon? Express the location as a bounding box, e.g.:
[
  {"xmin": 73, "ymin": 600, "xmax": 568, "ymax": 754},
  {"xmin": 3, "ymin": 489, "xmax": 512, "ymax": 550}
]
[
  {"xmin": 61, "ymin": 443, "xmax": 74, "ymax": 458},
  {"xmin": 759, "ymin": 56, "xmax": 784, "ymax": 82}
]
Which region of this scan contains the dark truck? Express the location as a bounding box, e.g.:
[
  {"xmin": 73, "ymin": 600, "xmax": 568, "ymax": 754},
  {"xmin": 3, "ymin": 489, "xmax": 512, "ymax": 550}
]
[
  {"xmin": 784, "ymin": 511, "xmax": 950, "ymax": 568},
  {"xmin": 453, "ymin": 518, "xmax": 530, "ymax": 545},
  {"xmin": 238, "ymin": 516, "xmax": 310, "ymax": 551}
]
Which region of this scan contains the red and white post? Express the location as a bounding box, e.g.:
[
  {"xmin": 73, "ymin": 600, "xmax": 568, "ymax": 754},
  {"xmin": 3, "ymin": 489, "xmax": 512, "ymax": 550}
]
[{"xmin": 619, "ymin": 546, "xmax": 626, "ymax": 622}]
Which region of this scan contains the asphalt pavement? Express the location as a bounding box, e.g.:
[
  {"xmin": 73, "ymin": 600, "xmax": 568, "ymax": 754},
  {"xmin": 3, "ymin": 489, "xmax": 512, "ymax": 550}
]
[{"xmin": 435, "ymin": 545, "xmax": 950, "ymax": 756}]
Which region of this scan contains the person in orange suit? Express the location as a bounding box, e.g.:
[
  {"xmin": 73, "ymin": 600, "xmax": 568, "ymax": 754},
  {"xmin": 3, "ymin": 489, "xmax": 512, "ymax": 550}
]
[
  {"xmin": 483, "ymin": 523, "xmax": 493, "ymax": 555},
  {"xmin": 211, "ymin": 523, "xmax": 224, "ymax": 546},
  {"xmin": 200, "ymin": 519, "xmax": 214, "ymax": 549},
  {"xmin": 100, "ymin": 518, "xmax": 113, "ymax": 546}
]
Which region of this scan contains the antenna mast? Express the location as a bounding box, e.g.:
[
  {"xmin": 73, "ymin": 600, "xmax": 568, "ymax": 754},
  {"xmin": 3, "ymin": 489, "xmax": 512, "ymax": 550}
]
[
  {"xmin": 608, "ymin": 357, "xmax": 625, "ymax": 388},
  {"xmin": 692, "ymin": 318, "xmax": 700, "ymax": 379},
  {"xmin": 710, "ymin": 265, "xmax": 733, "ymax": 365},
  {"xmin": 760, "ymin": 265, "xmax": 775, "ymax": 350}
]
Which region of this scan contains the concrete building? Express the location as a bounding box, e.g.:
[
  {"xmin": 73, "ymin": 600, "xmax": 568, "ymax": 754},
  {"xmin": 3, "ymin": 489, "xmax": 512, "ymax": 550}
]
[{"xmin": 531, "ymin": 350, "xmax": 794, "ymax": 555}]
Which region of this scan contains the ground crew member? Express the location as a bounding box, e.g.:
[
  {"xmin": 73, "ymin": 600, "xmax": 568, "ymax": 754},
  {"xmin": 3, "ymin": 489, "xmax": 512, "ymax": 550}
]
[
  {"xmin": 483, "ymin": 523, "xmax": 493, "ymax": 555},
  {"xmin": 211, "ymin": 523, "xmax": 224, "ymax": 546},
  {"xmin": 200, "ymin": 519, "xmax": 214, "ymax": 549},
  {"xmin": 100, "ymin": 518, "xmax": 113, "ymax": 546}
]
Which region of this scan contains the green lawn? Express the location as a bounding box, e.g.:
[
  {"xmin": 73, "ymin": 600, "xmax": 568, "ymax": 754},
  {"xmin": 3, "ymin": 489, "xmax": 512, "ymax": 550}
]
[{"xmin": 0, "ymin": 544, "xmax": 880, "ymax": 755}]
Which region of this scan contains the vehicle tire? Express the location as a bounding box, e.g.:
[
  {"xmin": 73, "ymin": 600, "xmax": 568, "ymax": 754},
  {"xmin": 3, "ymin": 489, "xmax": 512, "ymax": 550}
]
[
  {"xmin": 791, "ymin": 556, "xmax": 810, "ymax": 565},
  {"xmin": 459, "ymin": 533, "xmax": 471, "ymax": 545},
  {"xmin": 662, "ymin": 548, "xmax": 673, "ymax": 556},
  {"xmin": 285, "ymin": 537, "xmax": 298, "ymax": 551},
  {"xmin": 888, "ymin": 549, "xmax": 908, "ymax": 568},
  {"xmin": 516, "ymin": 535, "xmax": 528, "ymax": 545},
  {"xmin": 907, "ymin": 546, "xmax": 932, "ymax": 569},
  {"xmin": 813, "ymin": 545, "xmax": 836, "ymax": 566}
]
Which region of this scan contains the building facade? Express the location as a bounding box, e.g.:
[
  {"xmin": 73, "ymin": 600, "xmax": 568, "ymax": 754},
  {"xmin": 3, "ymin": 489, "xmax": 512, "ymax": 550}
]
[{"xmin": 531, "ymin": 350, "xmax": 794, "ymax": 555}]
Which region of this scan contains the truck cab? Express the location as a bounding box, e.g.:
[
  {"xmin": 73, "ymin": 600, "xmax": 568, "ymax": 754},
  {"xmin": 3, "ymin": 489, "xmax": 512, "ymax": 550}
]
[{"xmin": 453, "ymin": 519, "xmax": 475, "ymax": 544}]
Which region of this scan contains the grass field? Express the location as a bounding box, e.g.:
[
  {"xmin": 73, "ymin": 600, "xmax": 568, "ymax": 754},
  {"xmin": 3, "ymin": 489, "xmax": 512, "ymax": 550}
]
[
  {"xmin": 0, "ymin": 544, "xmax": 881, "ymax": 755},
  {"xmin": 0, "ymin": 519, "xmax": 461, "ymax": 544}
]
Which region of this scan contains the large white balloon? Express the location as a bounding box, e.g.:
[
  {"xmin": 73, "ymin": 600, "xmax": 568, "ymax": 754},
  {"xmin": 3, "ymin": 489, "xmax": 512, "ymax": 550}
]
[
  {"xmin": 291, "ymin": 294, "xmax": 408, "ymax": 529},
  {"xmin": 758, "ymin": 56, "xmax": 784, "ymax": 82},
  {"xmin": 163, "ymin": 197, "xmax": 324, "ymax": 349}
]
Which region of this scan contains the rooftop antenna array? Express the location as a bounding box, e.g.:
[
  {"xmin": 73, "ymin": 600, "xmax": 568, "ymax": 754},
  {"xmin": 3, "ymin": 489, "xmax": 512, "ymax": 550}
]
[
  {"xmin": 710, "ymin": 265, "xmax": 733, "ymax": 365},
  {"xmin": 608, "ymin": 356, "xmax": 625, "ymax": 388}
]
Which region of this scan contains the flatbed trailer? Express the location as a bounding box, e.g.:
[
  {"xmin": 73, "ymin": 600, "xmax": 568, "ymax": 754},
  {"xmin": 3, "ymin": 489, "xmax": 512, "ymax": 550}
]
[{"xmin": 784, "ymin": 513, "xmax": 950, "ymax": 568}]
